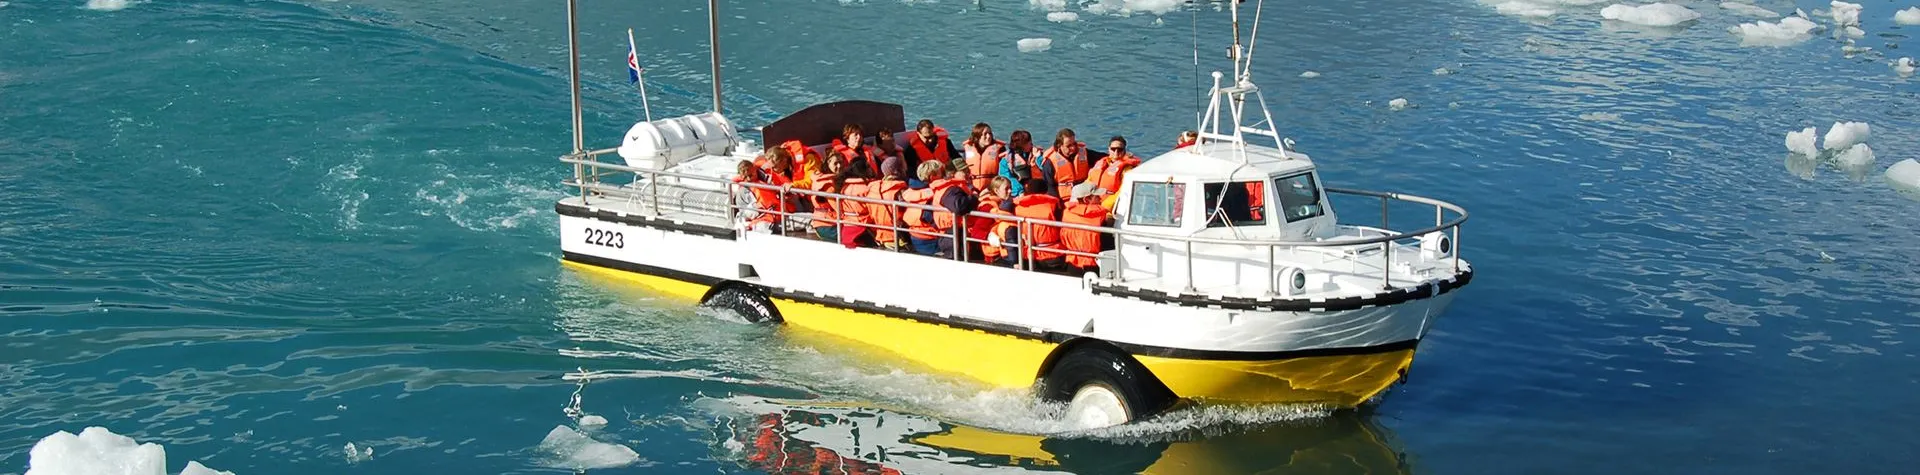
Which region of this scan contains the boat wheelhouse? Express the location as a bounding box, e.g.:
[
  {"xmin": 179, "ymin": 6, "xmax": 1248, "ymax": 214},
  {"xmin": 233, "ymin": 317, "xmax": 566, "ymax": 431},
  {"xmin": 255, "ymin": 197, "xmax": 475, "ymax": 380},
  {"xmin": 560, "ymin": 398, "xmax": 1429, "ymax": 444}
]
[{"xmin": 549, "ymin": 0, "xmax": 1472, "ymax": 428}]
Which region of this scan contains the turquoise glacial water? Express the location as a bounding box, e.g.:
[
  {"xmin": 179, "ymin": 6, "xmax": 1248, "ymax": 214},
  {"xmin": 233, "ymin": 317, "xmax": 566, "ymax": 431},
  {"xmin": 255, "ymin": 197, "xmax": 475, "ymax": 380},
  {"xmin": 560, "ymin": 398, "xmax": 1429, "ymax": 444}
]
[{"xmin": 4, "ymin": 0, "xmax": 1919, "ymax": 473}]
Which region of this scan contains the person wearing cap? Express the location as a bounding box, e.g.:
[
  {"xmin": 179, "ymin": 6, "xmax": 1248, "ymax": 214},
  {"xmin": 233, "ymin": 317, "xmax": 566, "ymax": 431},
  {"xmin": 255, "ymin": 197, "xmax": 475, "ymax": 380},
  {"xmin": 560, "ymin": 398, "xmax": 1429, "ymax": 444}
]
[{"xmin": 1060, "ymin": 182, "xmax": 1112, "ymax": 273}]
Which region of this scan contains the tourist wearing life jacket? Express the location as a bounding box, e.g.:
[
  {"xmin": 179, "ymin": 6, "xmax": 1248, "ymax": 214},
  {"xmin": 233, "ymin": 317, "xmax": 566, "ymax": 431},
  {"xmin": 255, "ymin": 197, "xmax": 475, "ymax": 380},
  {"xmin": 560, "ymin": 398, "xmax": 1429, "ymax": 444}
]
[
  {"xmin": 807, "ymin": 157, "xmax": 845, "ymax": 241},
  {"xmin": 1042, "ymin": 128, "xmax": 1090, "ymax": 198},
  {"xmin": 830, "ymin": 123, "xmax": 882, "ymax": 175},
  {"xmin": 1061, "ymin": 182, "xmax": 1112, "ymax": 273},
  {"xmin": 1174, "ymin": 130, "xmax": 1198, "ymax": 150},
  {"xmin": 962, "ymin": 123, "xmax": 1006, "ymax": 192},
  {"xmin": 833, "ymin": 164, "xmax": 874, "ymax": 248},
  {"xmin": 903, "ymin": 119, "xmax": 957, "ymax": 172},
  {"xmin": 732, "ymin": 159, "xmax": 788, "ymax": 231},
  {"xmin": 1087, "ymin": 135, "xmax": 1142, "ymax": 212},
  {"xmin": 778, "ymin": 140, "xmax": 824, "ymax": 190},
  {"xmin": 901, "ymin": 161, "xmax": 973, "ymax": 257},
  {"xmin": 1011, "ymin": 178, "xmax": 1065, "ymax": 270},
  {"xmin": 863, "ymin": 158, "xmax": 911, "ymax": 251},
  {"xmin": 974, "ymin": 176, "xmax": 1019, "ymax": 266},
  {"xmin": 999, "ymin": 129, "xmax": 1041, "ymax": 197}
]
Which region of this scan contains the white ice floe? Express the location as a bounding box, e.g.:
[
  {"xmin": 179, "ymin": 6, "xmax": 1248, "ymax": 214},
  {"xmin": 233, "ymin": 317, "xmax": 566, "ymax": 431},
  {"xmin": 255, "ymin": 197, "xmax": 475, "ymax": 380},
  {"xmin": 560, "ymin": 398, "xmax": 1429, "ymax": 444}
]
[
  {"xmin": 1433, "ymin": 67, "xmax": 1454, "ymax": 76},
  {"xmin": 578, "ymin": 415, "xmax": 609, "ymax": 427},
  {"xmin": 27, "ymin": 427, "xmax": 233, "ymax": 475},
  {"xmin": 1785, "ymin": 127, "xmax": 1819, "ymax": 157},
  {"xmin": 1601, "ymin": 3, "xmax": 1701, "ymax": 27},
  {"xmin": 1016, "ymin": 38, "xmax": 1052, "ymax": 52},
  {"xmin": 1046, "ymin": 11, "xmax": 1079, "ymax": 22},
  {"xmin": 1300, "ymin": 70, "xmax": 1321, "ymax": 78},
  {"xmin": 1830, "ymin": 1, "xmax": 1861, "ymax": 28},
  {"xmin": 1580, "ymin": 111, "xmax": 1624, "ymax": 122},
  {"xmin": 1823, "ymin": 122, "xmax": 1870, "ymax": 151},
  {"xmin": 1731, "ymin": 16, "xmax": 1819, "ymax": 45},
  {"xmin": 1886, "ymin": 159, "xmax": 1920, "ymax": 194},
  {"xmin": 1083, "ymin": 0, "xmax": 1180, "ymax": 16},
  {"xmin": 539, "ymin": 425, "xmax": 640, "ymax": 470},
  {"xmin": 1720, "ymin": 2, "xmax": 1778, "ymax": 18},
  {"xmin": 84, "ymin": 0, "xmax": 130, "ymax": 11},
  {"xmin": 1029, "ymin": 0, "xmax": 1068, "ymax": 11},
  {"xmin": 342, "ymin": 442, "xmax": 372, "ymax": 464},
  {"xmin": 1493, "ymin": 1, "xmax": 1558, "ymax": 18},
  {"xmin": 1388, "ymin": 98, "xmax": 1411, "ymax": 111},
  {"xmin": 1898, "ymin": 7, "xmax": 1920, "ymax": 25},
  {"xmin": 1843, "ymin": 26, "xmax": 1865, "ymax": 38},
  {"xmin": 1895, "ymin": 57, "xmax": 1916, "ymax": 76},
  {"xmin": 1833, "ymin": 143, "xmax": 1875, "ymax": 168}
]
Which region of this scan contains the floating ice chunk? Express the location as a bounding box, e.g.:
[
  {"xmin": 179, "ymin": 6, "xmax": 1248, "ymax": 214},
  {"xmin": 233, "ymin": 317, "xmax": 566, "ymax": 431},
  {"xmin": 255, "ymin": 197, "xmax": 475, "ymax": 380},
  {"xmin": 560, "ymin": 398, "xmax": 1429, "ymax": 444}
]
[
  {"xmin": 1083, "ymin": 0, "xmax": 1180, "ymax": 16},
  {"xmin": 539, "ymin": 425, "xmax": 640, "ymax": 470},
  {"xmin": 1492, "ymin": 1, "xmax": 1558, "ymax": 18},
  {"xmin": 1834, "ymin": 143, "xmax": 1875, "ymax": 168},
  {"xmin": 1842, "ymin": 44, "xmax": 1872, "ymax": 56},
  {"xmin": 84, "ymin": 0, "xmax": 130, "ymax": 11},
  {"xmin": 27, "ymin": 427, "xmax": 166, "ymax": 475},
  {"xmin": 1898, "ymin": 7, "xmax": 1920, "ymax": 25},
  {"xmin": 1581, "ymin": 112, "xmax": 1623, "ymax": 122},
  {"xmin": 1601, "ymin": 3, "xmax": 1701, "ymax": 27},
  {"xmin": 1784, "ymin": 127, "xmax": 1818, "ymax": 157},
  {"xmin": 1720, "ymin": 2, "xmax": 1778, "ymax": 18},
  {"xmin": 1433, "ymin": 67, "xmax": 1453, "ymax": 75},
  {"xmin": 1843, "ymin": 26, "xmax": 1865, "ymax": 38},
  {"xmin": 1046, "ymin": 11, "xmax": 1079, "ymax": 22},
  {"xmin": 1895, "ymin": 57, "xmax": 1916, "ymax": 76},
  {"xmin": 1886, "ymin": 159, "xmax": 1920, "ymax": 194},
  {"xmin": 181, "ymin": 462, "xmax": 234, "ymax": 475},
  {"xmin": 1029, "ymin": 0, "xmax": 1067, "ymax": 11},
  {"xmin": 1830, "ymin": 1, "xmax": 1861, "ymax": 27},
  {"xmin": 343, "ymin": 442, "xmax": 372, "ymax": 464},
  {"xmin": 1731, "ymin": 16, "xmax": 1819, "ymax": 45},
  {"xmin": 26, "ymin": 427, "xmax": 229, "ymax": 475},
  {"xmin": 578, "ymin": 415, "xmax": 609, "ymax": 427},
  {"xmin": 1016, "ymin": 38, "xmax": 1052, "ymax": 53},
  {"xmin": 1388, "ymin": 98, "xmax": 1411, "ymax": 111},
  {"xmin": 1823, "ymin": 122, "xmax": 1870, "ymax": 151},
  {"xmin": 1299, "ymin": 71, "xmax": 1321, "ymax": 78}
]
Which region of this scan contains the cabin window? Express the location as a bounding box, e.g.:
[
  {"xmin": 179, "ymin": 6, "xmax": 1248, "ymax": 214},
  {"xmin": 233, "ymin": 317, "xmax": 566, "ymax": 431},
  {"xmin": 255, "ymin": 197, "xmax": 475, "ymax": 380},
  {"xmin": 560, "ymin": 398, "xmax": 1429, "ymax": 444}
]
[
  {"xmin": 1127, "ymin": 182, "xmax": 1185, "ymax": 227},
  {"xmin": 1274, "ymin": 172, "xmax": 1325, "ymax": 222},
  {"xmin": 1201, "ymin": 181, "xmax": 1268, "ymax": 228}
]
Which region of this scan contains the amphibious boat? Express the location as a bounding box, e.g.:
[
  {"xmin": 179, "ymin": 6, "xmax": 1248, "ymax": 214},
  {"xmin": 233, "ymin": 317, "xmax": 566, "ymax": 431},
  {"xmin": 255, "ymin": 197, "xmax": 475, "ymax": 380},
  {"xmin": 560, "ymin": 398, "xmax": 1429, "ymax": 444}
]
[{"xmin": 550, "ymin": 0, "xmax": 1472, "ymax": 428}]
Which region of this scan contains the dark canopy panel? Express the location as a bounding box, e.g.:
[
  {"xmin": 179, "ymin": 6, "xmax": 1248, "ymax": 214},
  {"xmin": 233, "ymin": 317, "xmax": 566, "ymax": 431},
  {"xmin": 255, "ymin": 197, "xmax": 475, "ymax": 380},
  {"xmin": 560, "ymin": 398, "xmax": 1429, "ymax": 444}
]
[{"xmin": 761, "ymin": 100, "xmax": 905, "ymax": 148}]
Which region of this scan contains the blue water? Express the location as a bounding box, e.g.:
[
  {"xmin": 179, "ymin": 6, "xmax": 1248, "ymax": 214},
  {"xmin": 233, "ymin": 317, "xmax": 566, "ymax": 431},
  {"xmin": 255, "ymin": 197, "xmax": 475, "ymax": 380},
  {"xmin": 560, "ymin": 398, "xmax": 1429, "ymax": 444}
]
[{"xmin": 4, "ymin": 0, "xmax": 1919, "ymax": 473}]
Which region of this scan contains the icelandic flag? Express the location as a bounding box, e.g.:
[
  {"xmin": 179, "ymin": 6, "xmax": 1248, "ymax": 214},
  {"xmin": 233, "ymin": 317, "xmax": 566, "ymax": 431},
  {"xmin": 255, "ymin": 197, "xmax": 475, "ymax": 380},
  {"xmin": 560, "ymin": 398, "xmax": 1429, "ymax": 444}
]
[{"xmin": 626, "ymin": 29, "xmax": 642, "ymax": 84}]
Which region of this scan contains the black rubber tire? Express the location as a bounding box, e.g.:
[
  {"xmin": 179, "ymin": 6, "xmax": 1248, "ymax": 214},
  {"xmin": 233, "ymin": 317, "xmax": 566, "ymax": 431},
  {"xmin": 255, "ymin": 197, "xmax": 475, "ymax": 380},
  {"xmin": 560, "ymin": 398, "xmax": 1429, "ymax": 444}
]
[
  {"xmin": 1039, "ymin": 344, "xmax": 1177, "ymax": 424},
  {"xmin": 700, "ymin": 284, "xmax": 782, "ymax": 324}
]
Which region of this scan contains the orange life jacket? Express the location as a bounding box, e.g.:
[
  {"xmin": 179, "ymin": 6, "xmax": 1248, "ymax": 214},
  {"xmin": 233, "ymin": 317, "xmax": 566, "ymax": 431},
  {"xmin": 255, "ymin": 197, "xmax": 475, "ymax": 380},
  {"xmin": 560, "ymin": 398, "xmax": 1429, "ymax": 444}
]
[
  {"xmin": 1061, "ymin": 201, "xmax": 1109, "ymax": 268},
  {"xmin": 1043, "ymin": 142, "xmax": 1089, "ymax": 197},
  {"xmin": 903, "ymin": 178, "xmax": 963, "ymax": 239},
  {"xmin": 1245, "ymin": 181, "xmax": 1265, "ymax": 221},
  {"xmin": 1012, "ymin": 194, "xmax": 1063, "ymax": 260},
  {"xmin": 863, "ymin": 179, "xmax": 908, "ymax": 246},
  {"xmin": 964, "ymin": 140, "xmax": 1005, "ymax": 191},
  {"xmin": 906, "ymin": 128, "xmax": 951, "ymax": 166},
  {"xmin": 781, "ymin": 140, "xmax": 823, "ymax": 189},
  {"xmin": 975, "ymin": 194, "xmax": 1016, "ymax": 261},
  {"xmin": 734, "ymin": 162, "xmax": 791, "ymax": 227},
  {"xmin": 1087, "ymin": 153, "xmax": 1141, "ymax": 195},
  {"xmin": 839, "ymin": 178, "xmax": 871, "ymax": 225},
  {"xmin": 831, "ymin": 140, "xmax": 882, "ymax": 176},
  {"xmin": 807, "ymin": 172, "xmax": 838, "ymax": 230}
]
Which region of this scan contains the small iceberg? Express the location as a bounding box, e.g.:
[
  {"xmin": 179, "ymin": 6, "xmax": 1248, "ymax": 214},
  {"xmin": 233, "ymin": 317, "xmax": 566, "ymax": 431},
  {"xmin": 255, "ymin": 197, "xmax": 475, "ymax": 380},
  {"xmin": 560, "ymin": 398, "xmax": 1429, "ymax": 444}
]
[
  {"xmin": 1299, "ymin": 70, "xmax": 1321, "ymax": 78},
  {"xmin": 1731, "ymin": 16, "xmax": 1819, "ymax": 46},
  {"xmin": 539, "ymin": 425, "xmax": 640, "ymax": 471},
  {"xmin": 1897, "ymin": 7, "xmax": 1920, "ymax": 26},
  {"xmin": 1601, "ymin": 3, "xmax": 1701, "ymax": 27},
  {"xmin": 1046, "ymin": 11, "xmax": 1079, "ymax": 22},
  {"xmin": 1785, "ymin": 127, "xmax": 1819, "ymax": 157},
  {"xmin": 1886, "ymin": 159, "xmax": 1920, "ymax": 197},
  {"xmin": 1894, "ymin": 57, "xmax": 1915, "ymax": 76},
  {"xmin": 1017, "ymin": 38, "xmax": 1052, "ymax": 53},
  {"xmin": 26, "ymin": 427, "xmax": 233, "ymax": 475},
  {"xmin": 1388, "ymin": 98, "xmax": 1411, "ymax": 111},
  {"xmin": 1493, "ymin": 1, "xmax": 1558, "ymax": 18},
  {"xmin": 1832, "ymin": 143, "xmax": 1876, "ymax": 180},
  {"xmin": 1829, "ymin": 1, "xmax": 1862, "ymax": 28},
  {"xmin": 84, "ymin": 0, "xmax": 130, "ymax": 11},
  {"xmin": 1720, "ymin": 2, "xmax": 1778, "ymax": 18},
  {"xmin": 1823, "ymin": 122, "xmax": 1870, "ymax": 152}
]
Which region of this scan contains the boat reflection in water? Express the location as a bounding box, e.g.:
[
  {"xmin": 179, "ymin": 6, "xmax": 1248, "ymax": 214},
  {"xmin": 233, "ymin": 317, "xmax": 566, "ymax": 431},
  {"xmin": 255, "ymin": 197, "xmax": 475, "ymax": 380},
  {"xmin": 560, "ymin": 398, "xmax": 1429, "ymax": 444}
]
[{"xmin": 696, "ymin": 395, "xmax": 1411, "ymax": 475}]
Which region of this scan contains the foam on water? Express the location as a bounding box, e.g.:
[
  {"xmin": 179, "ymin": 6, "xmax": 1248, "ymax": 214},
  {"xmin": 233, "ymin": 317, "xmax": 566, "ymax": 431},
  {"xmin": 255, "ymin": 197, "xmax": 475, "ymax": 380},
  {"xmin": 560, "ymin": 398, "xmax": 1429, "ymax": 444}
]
[
  {"xmin": 537, "ymin": 425, "xmax": 641, "ymax": 470},
  {"xmin": 26, "ymin": 427, "xmax": 231, "ymax": 475},
  {"xmin": 1829, "ymin": 1, "xmax": 1861, "ymax": 28},
  {"xmin": 1017, "ymin": 38, "xmax": 1052, "ymax": 52},
  {"xmin": 1731, "ymin": 16, "xmax": 1818, "ymax": 46},
  {"xmin": 1898, "ymin": 7, "xmax": 1920, "ymax": 25},
  {"xmin": 1785, "ymin": 127, "xmax": 1818, "ymax": 157},
  {"xmin": 1822, "ymin": 121, "xmax": 1870, "ymax": 151},
  {"xmin": 83, "ymin": 0, "xmax": 130, "ymax": 11},
  {"xmin": 1600, "ymin": 3, "xmax": 1701, "ymax": 27},
  {"xmin": 1720, "ymin": 2, "xmax": 1778, "ymax": 18}
]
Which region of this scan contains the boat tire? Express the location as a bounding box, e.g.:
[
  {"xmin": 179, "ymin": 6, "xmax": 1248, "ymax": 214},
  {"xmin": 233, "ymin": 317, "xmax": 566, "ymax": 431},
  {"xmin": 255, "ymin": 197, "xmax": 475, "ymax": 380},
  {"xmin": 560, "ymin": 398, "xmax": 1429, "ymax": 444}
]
[
  {"xmin": 700, "ymin": 284, "xmax": 782, "ymax": 324},
  {"xmin": 1040, "ymin": 344, "xmax": 1176, "ymax": 428}
]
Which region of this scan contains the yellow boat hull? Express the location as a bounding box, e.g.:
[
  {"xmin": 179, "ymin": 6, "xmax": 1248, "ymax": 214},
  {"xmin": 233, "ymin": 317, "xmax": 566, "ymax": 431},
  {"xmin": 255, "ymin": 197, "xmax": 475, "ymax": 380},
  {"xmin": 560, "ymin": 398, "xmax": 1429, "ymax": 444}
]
[{"xmin": 563, "ymin": 259, "xmax": 1413, "ymax": 406}]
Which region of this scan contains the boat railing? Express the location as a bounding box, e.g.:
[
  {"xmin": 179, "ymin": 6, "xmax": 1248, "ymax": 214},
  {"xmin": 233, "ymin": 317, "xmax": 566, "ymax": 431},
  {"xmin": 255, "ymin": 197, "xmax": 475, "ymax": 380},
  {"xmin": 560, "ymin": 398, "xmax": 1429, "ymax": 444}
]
[{"xmin": 560, "ymin": 149, "xmax": 1467, "ymax": 295}]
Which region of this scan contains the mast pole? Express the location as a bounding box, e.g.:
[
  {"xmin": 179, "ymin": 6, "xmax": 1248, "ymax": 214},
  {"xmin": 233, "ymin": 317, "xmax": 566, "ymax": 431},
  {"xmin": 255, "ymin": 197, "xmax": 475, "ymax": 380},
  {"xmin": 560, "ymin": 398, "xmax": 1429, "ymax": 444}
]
[
  {"xmin": 707, "ymin": 0, "xmax": 724, "ymax": 114},
  {"xmin": 566, "ymin": 0, "xmax": 584, "ymax": 154}
]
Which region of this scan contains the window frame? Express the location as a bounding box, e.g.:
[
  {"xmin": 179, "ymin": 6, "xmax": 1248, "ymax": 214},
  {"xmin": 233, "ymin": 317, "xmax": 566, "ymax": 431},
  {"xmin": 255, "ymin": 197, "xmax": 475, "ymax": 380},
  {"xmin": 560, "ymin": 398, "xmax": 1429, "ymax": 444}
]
[
  {"xmin": 1273, "ymin": 172, "xmax": 1326, "ymax": 223},
  {"xmin": 1200, "ymin": 180, "xmax": 1270, "ymax": 228},
  {"xmin": 1125, "ymin": 181, "xmax": 1186, "ymax": 228}
]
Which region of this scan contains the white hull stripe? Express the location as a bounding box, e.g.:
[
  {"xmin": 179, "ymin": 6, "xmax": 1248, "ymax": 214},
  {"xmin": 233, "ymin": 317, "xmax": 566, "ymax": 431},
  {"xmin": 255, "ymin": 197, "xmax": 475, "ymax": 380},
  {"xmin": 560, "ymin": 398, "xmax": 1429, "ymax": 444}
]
[{"xmin": 1088, "ymin": 270, "xmax": 1473, "ymax": 313}]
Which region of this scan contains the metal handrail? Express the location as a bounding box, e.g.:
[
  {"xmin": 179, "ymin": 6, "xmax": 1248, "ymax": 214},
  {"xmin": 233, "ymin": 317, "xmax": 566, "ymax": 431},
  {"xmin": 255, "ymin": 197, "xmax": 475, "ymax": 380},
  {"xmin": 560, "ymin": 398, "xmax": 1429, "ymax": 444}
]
[{"xmin": 559, "ymin": 148, "xmax": 1468, "ymax": 294}]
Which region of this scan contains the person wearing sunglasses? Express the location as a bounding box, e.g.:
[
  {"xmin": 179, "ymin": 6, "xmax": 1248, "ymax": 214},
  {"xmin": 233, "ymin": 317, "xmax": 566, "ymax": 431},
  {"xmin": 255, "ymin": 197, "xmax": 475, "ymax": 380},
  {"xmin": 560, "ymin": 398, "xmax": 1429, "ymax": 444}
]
[{"xmin": 1086, "ymin": 135, "xmax": 1142, "ymax": 210}]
